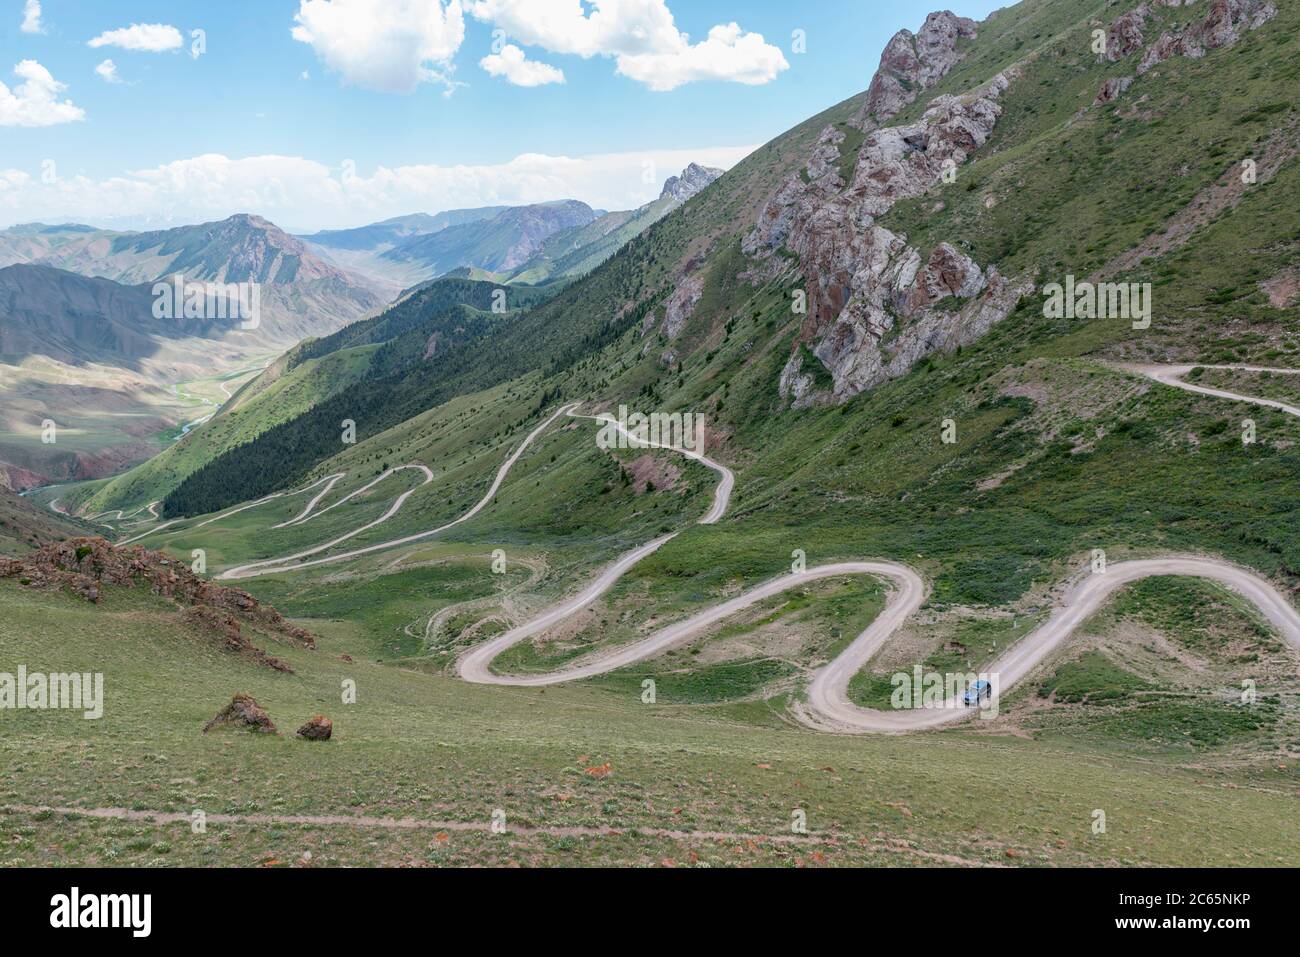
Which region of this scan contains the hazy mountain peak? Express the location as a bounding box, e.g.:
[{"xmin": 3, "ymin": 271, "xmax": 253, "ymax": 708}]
[{"xmin": 660, "ymin": 163, "xmax": 725, "ymax": 202}]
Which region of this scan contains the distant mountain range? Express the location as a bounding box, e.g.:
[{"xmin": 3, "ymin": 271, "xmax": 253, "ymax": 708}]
[
  {"xmin": 504, "ymin": 163, "xmax": 724, "ymax": 284},
  {"xmin": 298, "ymin": 163, "xmax": 724, "ymax": 289},
  {"xmin": 301, "ymin": 208, "xmax": 511, "ymax": 251},
  {"xmin": 0, "ymin": 161, "xmax": 727, "ymax": 490},
  {"xmin": 0, "ymin": 214, "xmax": 387, "ymax": 346},
  {"xmin": 0, "ymin": 214, "xmax": 389, "ymax": 489}
]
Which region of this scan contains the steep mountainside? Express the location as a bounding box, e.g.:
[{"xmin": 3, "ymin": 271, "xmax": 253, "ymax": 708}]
[
  {"xmin": 0, "ymin": 214, "xmax": 394, "ymax": 489},
  {"xmin": 134, "ymin": 0, "xmax": 1298, "ymax": 565},
  {"xmin": 0, "ymin": 264, "xmax": 176, "ymax": 369},
  {"xmin": 297, "ymin": 168, "xmax": 724, "ymax": 291},
  {"xmin": 0, "ymin": 486, "xmax": 89, "ymax": 555},
  {"xmin": 299, "ymin": 208, "xmax": 513, "ymax": 291},
  {"xmin": 70, "ymin": 275, "xmax": 562, "ymax": 513},
  {"xmin": 0, "ymin": 263, "xmax": 287, "ymax": 490}
]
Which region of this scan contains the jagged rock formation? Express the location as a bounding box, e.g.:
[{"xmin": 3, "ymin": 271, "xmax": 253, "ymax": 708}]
[
  {"xmin": 661, "ymin": 163, "xmax": 725, "ymax": 203},
  {"xmin": 746, "ymin": 12, "xmax": 1031, "ymax": 407},
  {"xmin": 0, "ymin": 537, "xmax": 314, "ymax": 669},
  {"xmin": 182, "ymin": 605, "xmax": 295, "ymax": 672},
  {"xmin": 1100, "ymin": 0, "xmax": 1277, "ymax": 88},
  {"xmin": 855, "ymin": 12, "xmax": 979, "ymax": 128}
]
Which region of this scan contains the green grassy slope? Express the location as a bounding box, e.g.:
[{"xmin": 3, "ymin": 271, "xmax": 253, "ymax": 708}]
[
  {"xmin": 72, "ymin": 347, "xmax": 376, "ymax": 514},
  {"xmin": 117, "ymin": 0, "xmax": 1298, "ymax": 713},
  {"xmin": 2, "ymin": 578, "xmax": 1294, "ymax": 867},
  {"xmin": 0, "ymin": 488, "xmax": 90, "ymax": 555}
]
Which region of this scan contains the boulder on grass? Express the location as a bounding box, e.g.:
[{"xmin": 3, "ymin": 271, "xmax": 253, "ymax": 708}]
[
  {"xmin": 296, "ymin": 715, "xmax": 332, "ymax": 741},
  {"xmin": 203, "ymin": 692, "xmax": 278, "ymax": 734}
]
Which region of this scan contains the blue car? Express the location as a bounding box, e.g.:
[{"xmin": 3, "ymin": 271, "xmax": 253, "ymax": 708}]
[{"xmin": 963, "ymin": 680, "xmax": 992, "ymax": 706}]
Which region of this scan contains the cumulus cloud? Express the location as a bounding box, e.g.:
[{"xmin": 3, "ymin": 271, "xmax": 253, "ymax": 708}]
[
  {"xmin": 87, "ymin": 23, "xmax": 184, "ymax": 53},
  {"xmin": 617, "ymin": 22, "xmax": 792, "ymax": 91},
  {"xmin": 94, "ymin": 60, "xmax": 123, "ymax": 84},
  {"xmin": 0, "ymin": 60, "xmax": 86, "ymax": 127},
  {"xmin": 20, "ymin": 0, "xmax": 44, "ymax": 34},
  {"xmin": 291, "ymin": 0, "xmax": 466, "ymax": 94},
  {"xmin": 480, "ymin": 44, "xmax": 564, "ymax": 86},
  {"xmin": 0, "ymin": 146, "xmax": 754, "ymax": 231},
  {"xmin": 469, "ymin": 0, "xmax": 788, "ymax": 91}
]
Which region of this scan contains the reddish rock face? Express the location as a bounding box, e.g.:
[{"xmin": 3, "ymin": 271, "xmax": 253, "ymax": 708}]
[
  {"xmin": 859, "ymin": 12, "xmax": 978, "ymax": 127},
  {"xmin": 1106, "ymin": 5, "xmax": 1150, "ymax": 62},
  {"xmin": 1099, "ymin": 0, "xmax": 1277, "ymax": 79},
  {"xmin": 296, "ymin": 715, "xmax": 333, "ymax": 741},
  {"xmin": 748, "ymin": 61, "xmax": 1027, "ymax": 407}
]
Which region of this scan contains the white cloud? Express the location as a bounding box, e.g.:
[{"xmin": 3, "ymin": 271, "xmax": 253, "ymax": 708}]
[
  {"xmin": 0, "ymin": 169, "xmax": 33, "ymax": 193},
  {"xmin": 291, "ymin": 0, "xmax": 466, "ymax": 94},
  {"xmin": 0, "ymin": 60, "xmax": 86, "ymax": 127},
  {"xmin": 87, "ymin": 23, "xmax": 184, "ymax": 53},
  {"xmin": 0, "ymin": 146, "xmax": 754, "ymax": 231},
  {"xmin": 480, "ymin": 44, "xmax": 564, "ymax": 87},
  {"xmin": 617, "ymin": 23, "xmax": 792, "ymax": 92},
  {"xmin": 20, "ymin": 0, "xmax": 44, "ymax": 34},
  {"xmin": 94, "ymin": 60, "xmax": 123, "ymax": 84},
  {"xmin": 469, "ymin": 0, "xmax": 788, "ymax": 91}
]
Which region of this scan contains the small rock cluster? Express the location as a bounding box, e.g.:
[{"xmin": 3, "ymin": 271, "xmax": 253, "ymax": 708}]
[{"xmin": 201, "ymin": 694, "xmax": 334, "ymax": 741}]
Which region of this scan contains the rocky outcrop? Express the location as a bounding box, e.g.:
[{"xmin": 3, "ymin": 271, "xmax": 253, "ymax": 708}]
[
  {"xmin": 747, "ymin": 55, "xmax": 1029, "ymax": 406},
  {"xmin": 1199, "ymin": 0, "xmax": 1277, "ymax": 48},
  {"xmin": 183, "ymin": 606, "xmax": 295, "ymax": 673},
  {"xmin": 646, "ymin": 271, "xmax": 706, "ymax": 341},
  {"xmin": 203, "ymin": 693, "xmax": 278, "ymax": 734},
  {"xmin": 1098, "ymin": 0, "xmax": 1277, "ymax": 81},
  {"xmin": 0, "ymin": 537, "xmax": 316, "ymax": 667},
  {"xmin": 661, "ymin": 163, "xmax": 725, "ymax": 203},
  {"xmin": 1095, "ymin": 75, "xmax": 1134, "ymax": 104},
  {"xmin": 1105, "ymin": 5, "xmax": 1149, "ymax": 61},
  {"xmin": 296, "ymin": 715, "xmax": 333, "ymax": 741},
  {"xmin": 855, "ymin": 11, "xmax": 978, "ymax": 129}
]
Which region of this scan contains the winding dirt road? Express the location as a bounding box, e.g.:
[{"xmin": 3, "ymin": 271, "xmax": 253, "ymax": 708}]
[
  {"xmin": 217, "ymin": 403, "xmax": 583, "ymax": 579},
  {"xmin": 108, "ymin": 363, "xmax": 1300, "ymax": 733},
  {"xmin": 1124, "ymin": 362, "xmax": 1300, "ymax": 418}
]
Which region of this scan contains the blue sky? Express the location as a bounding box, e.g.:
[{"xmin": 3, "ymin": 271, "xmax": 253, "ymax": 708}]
[{"xmin": 0, "ymin": 0, "xmax": 1007, "ymax": 230}]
